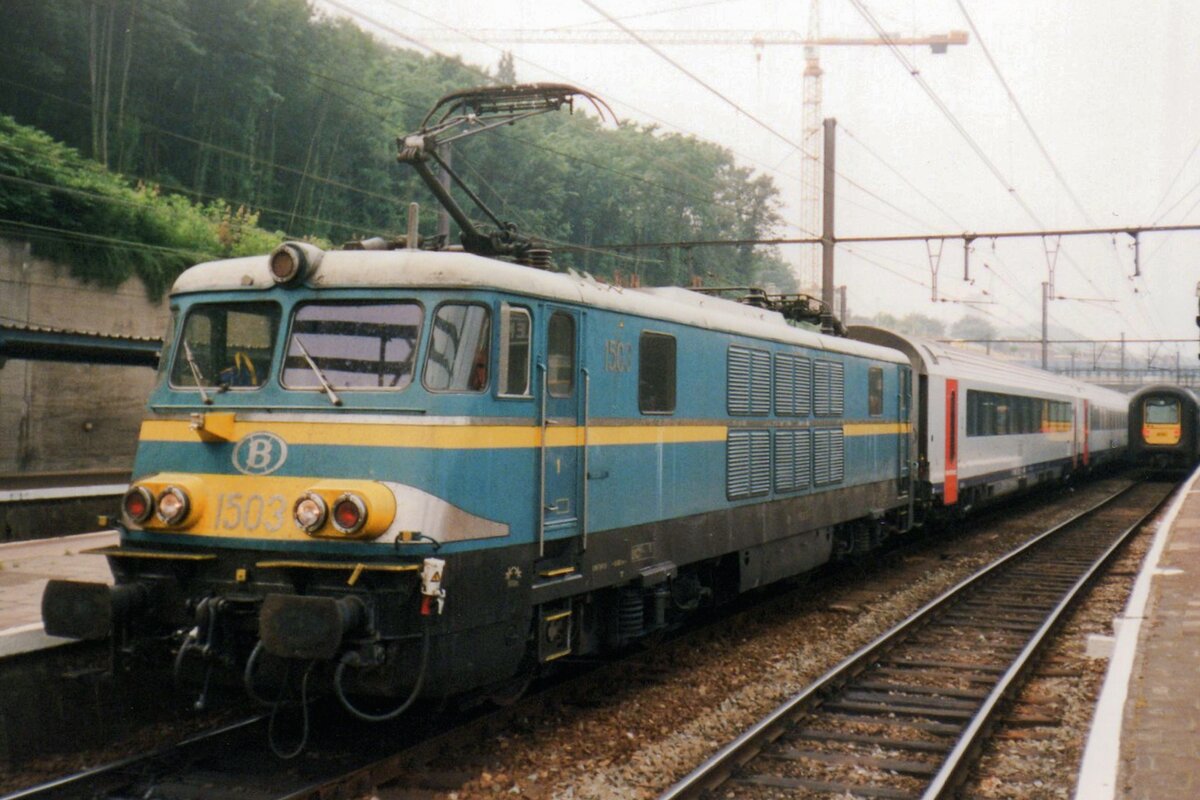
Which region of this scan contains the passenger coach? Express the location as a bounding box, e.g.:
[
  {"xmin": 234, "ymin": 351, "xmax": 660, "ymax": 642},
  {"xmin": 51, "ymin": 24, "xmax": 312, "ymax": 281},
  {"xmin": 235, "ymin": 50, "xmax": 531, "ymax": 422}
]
[{"xmin": 848, "ymin": 327, "xmax": 1127, "ymax": 513}]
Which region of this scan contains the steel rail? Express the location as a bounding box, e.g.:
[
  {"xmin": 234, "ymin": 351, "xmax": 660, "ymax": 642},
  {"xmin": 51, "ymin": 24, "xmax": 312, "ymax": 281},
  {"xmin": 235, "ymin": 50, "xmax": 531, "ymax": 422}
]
[
  {"xmin": 659, "ymin": 479, "xmax": 1165, "ymax": 800},
  {"xmin": 0, "ymin": 716, "xmax": 266, "ymax": 800},
  {"xmin": 921, "ymin": 485, "xmax": 1167, "ymax": 798}
]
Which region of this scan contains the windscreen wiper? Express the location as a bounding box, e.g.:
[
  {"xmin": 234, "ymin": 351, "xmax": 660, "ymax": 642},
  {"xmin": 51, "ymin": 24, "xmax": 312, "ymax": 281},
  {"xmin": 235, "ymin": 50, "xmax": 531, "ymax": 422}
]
[
  {"xmin": 293, "ymin": 336, "xmax": 342, "ymax": 407},
  {"xmin": 182, "ymin": 340, "xmax": 212, "ymax": 405}
]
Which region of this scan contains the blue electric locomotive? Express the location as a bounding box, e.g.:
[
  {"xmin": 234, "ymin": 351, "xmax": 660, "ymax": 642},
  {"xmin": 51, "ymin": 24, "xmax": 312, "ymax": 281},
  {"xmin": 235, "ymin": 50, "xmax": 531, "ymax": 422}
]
[{"xmin": 43, "ymin": 240, "xmax": 916, "ymax": 712}]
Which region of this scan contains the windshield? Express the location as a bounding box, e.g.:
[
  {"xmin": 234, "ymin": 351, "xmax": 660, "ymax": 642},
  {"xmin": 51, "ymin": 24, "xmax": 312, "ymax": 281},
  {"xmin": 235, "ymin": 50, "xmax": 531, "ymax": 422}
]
[
  {"xmin": 283, "ymin": 302, "xmax": 423, "ymax": 390},
  {"xmin": 1146, "ymin": 398, "xmax": 1180, "ymax": 424},
  {"xmin": 169, "ymin": 303, "xmax": 280, "ymax": 389}
]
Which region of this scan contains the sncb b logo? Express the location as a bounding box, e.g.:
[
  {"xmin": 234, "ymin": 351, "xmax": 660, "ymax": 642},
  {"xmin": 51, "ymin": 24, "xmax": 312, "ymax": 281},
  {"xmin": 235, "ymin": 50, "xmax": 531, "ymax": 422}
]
[{"xmin": 232, "ymin": 432, "xmax": 289, "ymax": 475}]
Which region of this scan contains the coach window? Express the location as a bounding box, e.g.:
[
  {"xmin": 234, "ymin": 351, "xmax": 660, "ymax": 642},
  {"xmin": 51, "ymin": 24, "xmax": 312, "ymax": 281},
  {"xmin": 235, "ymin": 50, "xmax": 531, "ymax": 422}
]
[
  {"xmin": 498, "ymin": 304, "xmax": 532, "ymax": 397},
  {"xmin": 639, "ymin": 332, "xmax": 677, "ymax": 413},
  {"xmin": 424, "ymin": 303, "xmax": 491, "ymax": 392},
  {"xmin": 868, "ymin": 367, "xmax": 884, "ymax": 416},
  {"xmin": 547, "ymin": 312, "xmax": 575, "ymax": 397}
]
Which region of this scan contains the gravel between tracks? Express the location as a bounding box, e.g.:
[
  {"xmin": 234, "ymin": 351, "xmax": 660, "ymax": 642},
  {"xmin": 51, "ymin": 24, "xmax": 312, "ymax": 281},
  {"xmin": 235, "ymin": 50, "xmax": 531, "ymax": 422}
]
[{"xmin": 373, "ymin": 476, "xmax": 1152, "ymax": 800}]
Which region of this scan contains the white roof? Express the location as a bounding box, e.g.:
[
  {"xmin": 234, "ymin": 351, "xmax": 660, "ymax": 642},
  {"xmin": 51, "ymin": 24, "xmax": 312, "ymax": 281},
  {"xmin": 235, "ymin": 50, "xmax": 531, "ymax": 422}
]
[
  {"xmin": 171, "ymin": 249, "xmax": 907, "ymax": 363},
  {"xmin": 849, "ymin": 326, "xmax": 1128, "ymax": 408}
]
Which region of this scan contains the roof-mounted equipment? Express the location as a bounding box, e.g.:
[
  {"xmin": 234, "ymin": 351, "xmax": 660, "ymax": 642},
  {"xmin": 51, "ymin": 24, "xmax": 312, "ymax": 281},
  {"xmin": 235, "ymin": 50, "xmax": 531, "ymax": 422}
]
[
  {"xmin": 398, "ymin": 83, "xmax": 614, "ymax": 263},
  {"xmin": 691, "ymin": 286, "xmax": 847, "ymax": 336}
]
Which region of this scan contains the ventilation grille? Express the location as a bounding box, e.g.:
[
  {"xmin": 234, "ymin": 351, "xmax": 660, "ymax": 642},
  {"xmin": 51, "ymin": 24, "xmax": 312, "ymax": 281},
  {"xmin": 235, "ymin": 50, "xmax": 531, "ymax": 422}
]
[
  {"xmin": 774, "ymin": 354, "xmax": 811, "ymax": 416},
  {"xmin": 814, "ymin": 359, "xmax": 845, "ymax": 416},
  {"xmin": 728, "ymin": 346, "xmax": 771, "ymax": 415},
  {"xmin": 814, "ymin": 427, "xmax": 845, "ymax": 485},
  {"xmin": 728, "ymin": 429, "xmax": 771, "ymax": 499},
  {"xmin": 774, "ymin": 429, "xmax": 812, "ymax": 493}
]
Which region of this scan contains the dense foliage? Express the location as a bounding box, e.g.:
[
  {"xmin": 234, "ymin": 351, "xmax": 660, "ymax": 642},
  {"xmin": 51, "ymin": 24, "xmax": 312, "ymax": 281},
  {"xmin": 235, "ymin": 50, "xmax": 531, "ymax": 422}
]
[
  {"xmin": 0, "ymin": 114, "xmax": 286, "ymax": 296},
  {"xmin": 0, "ymin": 0, "xmax": 793, "ymax": 291}
]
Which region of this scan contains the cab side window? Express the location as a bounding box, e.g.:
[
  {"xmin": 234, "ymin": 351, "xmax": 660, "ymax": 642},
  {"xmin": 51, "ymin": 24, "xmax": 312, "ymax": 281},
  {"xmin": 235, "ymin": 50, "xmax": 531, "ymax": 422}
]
[
  {"xmin": 868, "ymin": 367, "xmax": 883, "ymax": 416},
  {"xmin": 639, "ymin": 332, "xmax": 676, "ymax": 414},
  {"xmin": 424, "ymin": 303, "xmax": 491, "ymax": 392},
  {"xmin": 498, "ymin": 305, "xmax": 532, "ymax": 397},
  {"xmin": 547, "ymin": 312, "xmax": 575, "ymax": 397}
]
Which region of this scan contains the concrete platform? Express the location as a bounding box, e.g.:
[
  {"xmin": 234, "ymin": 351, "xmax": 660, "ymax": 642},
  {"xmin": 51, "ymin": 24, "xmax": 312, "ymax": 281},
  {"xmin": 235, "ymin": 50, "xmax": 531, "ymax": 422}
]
[
  {"xmin": 0, "ymin": 529, "xmax": 117, "ymax": 657},
  {"xmin": 1077, "ymin": 465, "xmax": 1200, "ymax": 799}
]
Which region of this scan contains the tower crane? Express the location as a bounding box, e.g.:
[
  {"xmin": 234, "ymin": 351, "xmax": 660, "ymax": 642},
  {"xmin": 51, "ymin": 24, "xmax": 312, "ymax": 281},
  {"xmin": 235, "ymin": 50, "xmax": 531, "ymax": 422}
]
[{"xmin": 410, "ymin": 20, "xmax": 968, "ymax": 291}]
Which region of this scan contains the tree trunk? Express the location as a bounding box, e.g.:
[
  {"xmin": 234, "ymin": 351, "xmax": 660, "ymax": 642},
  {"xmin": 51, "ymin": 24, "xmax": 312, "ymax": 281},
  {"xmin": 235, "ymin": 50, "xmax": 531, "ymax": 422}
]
[{"xmin": 115, "ymin": 0, "xmax": 138, "ymax": 172}]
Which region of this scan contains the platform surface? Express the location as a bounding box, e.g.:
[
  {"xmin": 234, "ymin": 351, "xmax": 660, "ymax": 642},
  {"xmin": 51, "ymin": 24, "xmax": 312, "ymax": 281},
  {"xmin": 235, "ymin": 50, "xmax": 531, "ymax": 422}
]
[
  {"xmin": 0, "ymin": 530, "xmax": 117, "ymax": 656},
  {"xmin": 1077, "ymin": 467, "xmax": 1200, "ymax": 799}
]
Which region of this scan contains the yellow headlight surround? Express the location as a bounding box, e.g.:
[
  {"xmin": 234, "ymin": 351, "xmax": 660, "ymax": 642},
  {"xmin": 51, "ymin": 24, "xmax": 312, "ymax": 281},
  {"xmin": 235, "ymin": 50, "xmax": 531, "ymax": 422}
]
[
  {"xmin": 294, "ymin": 481, "xmax": 396, "ymax": 540},
  {"xmin": 128, "ymin": 473, "xmax": 207, "ymax": 530}
]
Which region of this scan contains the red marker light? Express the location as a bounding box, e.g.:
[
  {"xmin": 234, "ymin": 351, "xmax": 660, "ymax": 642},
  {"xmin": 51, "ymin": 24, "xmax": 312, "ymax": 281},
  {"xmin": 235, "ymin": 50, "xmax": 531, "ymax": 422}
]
[
  {"xmin": 123, "ymin": 486, "xmax": 154, "ymax": 524},
  {"xmin": 331, "ymin": 493, "xmax": 366, "ymax": 534}
]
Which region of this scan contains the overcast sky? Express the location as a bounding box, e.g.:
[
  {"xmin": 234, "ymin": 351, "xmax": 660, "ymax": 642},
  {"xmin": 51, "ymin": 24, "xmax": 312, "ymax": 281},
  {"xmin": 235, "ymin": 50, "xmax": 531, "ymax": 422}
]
[{"xmin": 319, "ymin": 0, "xmax": 1200, "ymax": 359}]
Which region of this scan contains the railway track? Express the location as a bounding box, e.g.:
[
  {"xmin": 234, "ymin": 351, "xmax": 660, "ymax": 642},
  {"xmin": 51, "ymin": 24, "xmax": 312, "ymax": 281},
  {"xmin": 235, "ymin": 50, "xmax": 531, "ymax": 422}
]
[
  {"xmin": 659, "ymin": 477, "xmax": 1175, "ymax": 800},
  {"xmin": 4, "ymin": 477, "xmax": 1166, "ymax": 800}
]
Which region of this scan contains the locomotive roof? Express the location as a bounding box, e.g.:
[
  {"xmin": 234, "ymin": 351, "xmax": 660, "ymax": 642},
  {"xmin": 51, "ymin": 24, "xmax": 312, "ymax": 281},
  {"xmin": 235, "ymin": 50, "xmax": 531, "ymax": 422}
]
[
  {"xmin": 848, "ymin": 325, "xmax": 1128, "ymax": 407},
  {"xmin": 172, "ymin": 249, "xmax": 907, "ymax": 364}
]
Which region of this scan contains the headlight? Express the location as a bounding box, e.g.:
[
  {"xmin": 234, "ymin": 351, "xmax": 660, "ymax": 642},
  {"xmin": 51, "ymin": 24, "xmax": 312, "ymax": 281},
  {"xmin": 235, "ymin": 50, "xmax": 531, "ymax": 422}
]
[
  {"xmin": 293, "ymin": 493, "xmax": 328, "ymax": 534},
  {"xmin": 268, "ymin": 242, "xmax": 322, "ymax": 285},
  {"xmin": 155, "ymin": 486, "xmax": 190, "ymax": 525},
  {"xmin": 331, "ymin": 493, "xmax": 367, "ymax": 535},
  {"xmin": 123, "ymin": 486, "xmax": 154, "ymax": 524}
]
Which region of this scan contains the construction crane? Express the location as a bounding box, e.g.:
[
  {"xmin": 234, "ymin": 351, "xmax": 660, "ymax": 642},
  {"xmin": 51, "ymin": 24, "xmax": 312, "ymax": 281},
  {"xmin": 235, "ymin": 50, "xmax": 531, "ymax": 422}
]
[{"xmin": 411, "ymin": 21, "xmax": 968, "ymax": 291}]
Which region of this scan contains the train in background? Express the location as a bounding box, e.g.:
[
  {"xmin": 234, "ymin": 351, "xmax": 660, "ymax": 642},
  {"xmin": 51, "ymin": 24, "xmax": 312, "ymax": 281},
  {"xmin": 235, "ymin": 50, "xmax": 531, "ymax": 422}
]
[
  {"xmin": 1128, "ymin": 384, "xmax": 1200, "ymax": 469},
  {"xmin": 38, "ymin": 84, "xmax": 1133, "ymax": 725}
]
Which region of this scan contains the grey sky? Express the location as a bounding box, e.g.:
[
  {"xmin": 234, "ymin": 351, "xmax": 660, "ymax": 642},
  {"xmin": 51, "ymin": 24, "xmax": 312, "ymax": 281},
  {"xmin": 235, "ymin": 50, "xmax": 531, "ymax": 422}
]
[{"xmin": 320, "ymin": 0, "xmax": 1200, "ymax": 353}]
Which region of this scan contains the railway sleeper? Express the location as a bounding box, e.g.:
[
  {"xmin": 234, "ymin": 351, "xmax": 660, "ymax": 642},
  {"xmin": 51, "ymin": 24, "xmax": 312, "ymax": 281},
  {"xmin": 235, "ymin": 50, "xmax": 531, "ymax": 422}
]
[
  {"xmin": 842, "ymin": 689, "xmax": 979, "ymax": 711},
  {"xmin": 871, "ymin": 666, "xmax": 999, "ymax": 685},
  {"xmin": 820, "ymin": 711, "xmax": 963, "ymax": 735},
  {"xmin": 883, "ymin": 657, "xmax": 1008, "ymax": 673},
  {"xmin": 853, "ymin": 680, "xmax": 991, "ymax": 700},
  {"xmin": 899, "ymin": 635, "xmax": 1025, "ymax": 653},
  {"xmin": 733, "ymin": 773, "xmax": 920, "ymax": 800},
  {"xmin": 760, "ymin": 747, "xmax": 938, "ymax": 777},
  {"xmin": 786, "ymin": 728, "xmax": 953, "ymax": 753},
  {"xmin": 822, "ymin": 699, "xmax": 976, "ymax": 721},
  {"xmin": 958, "ymin": 600, "xmax": 1052, "ymax": 616},
  {"xmin": 938, "ymin": 615, "xmax": 1043, "ymax": 632}
]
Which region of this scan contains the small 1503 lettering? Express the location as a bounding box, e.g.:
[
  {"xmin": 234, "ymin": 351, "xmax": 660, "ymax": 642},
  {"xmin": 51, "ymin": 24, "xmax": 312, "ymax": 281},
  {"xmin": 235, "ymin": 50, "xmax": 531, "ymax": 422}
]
[
  {"xmin": 213, "ymin": 492, "xmax": 286, "ymax": 532},
  {"xmin": 604, "ymin": 339, "xmax": 632, "ymax": 373}
]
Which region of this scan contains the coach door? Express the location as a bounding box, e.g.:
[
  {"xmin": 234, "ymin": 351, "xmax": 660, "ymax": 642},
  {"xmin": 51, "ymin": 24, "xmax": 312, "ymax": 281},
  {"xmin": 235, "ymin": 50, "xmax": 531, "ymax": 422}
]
[
  {"xmin": 897, "ymin": 365, "xmax": 912, "ymax": 497},
  {"xmin": 1082, "ymin": 399, "xmax": 1090, "ymax": 466},
  {"xmin": 538, "ymin": 307, "xmax": 585, "ymax": 556},
  {"xmin": 944, "ymin": 379, "xmax": 959, "ymax": 505}
]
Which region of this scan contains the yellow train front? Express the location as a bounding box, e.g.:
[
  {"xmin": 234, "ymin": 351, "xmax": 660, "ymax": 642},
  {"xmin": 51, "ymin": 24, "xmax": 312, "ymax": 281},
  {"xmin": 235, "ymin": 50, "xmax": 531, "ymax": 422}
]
[
  {"xmin": 1129, "ymin": 384, "xmax": 1200, "ymax": 470},
  {"xmin": 42, "ymin": 241, "xmax": 917, "ymax": 715}
]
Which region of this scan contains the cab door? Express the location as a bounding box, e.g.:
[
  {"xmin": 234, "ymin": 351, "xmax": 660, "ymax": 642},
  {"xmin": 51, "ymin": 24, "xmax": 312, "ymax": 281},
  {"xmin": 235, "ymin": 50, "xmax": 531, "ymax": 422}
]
[{"xmin": 538, "ymin": 307, "xmax": 584, "ymax": 554}]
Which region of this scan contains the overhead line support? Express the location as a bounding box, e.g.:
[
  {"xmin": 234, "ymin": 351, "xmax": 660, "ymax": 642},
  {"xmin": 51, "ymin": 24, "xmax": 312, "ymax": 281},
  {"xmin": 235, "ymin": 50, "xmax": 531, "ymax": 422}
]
[{"xmin": 571, "ymin": 223, "xmax": 1200, "ymax": 252}]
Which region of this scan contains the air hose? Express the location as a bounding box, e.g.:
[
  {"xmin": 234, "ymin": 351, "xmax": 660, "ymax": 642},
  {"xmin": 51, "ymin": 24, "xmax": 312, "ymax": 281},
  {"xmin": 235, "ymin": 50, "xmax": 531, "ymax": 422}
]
[
  {"xmin": 333, "ymin": 621, "xmax": 432, "ymax": 722},
  {"xmin": 243, "ymin": 639, "xmax": 315, "ymax": 759}
]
